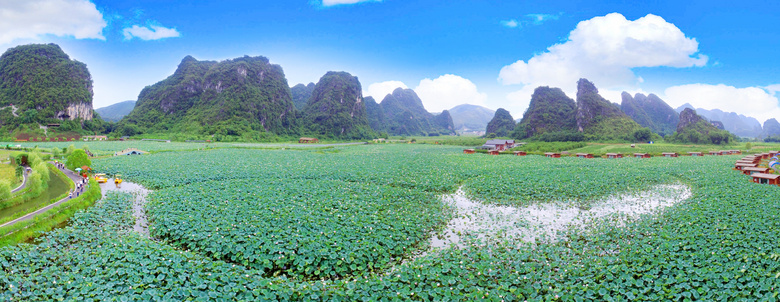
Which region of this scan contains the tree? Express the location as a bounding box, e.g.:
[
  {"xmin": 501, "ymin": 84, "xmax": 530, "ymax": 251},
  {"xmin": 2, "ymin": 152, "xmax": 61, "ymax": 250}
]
[
  {"xmin": 0, "ymin": 180, "xmax": 10, "ymax": 200},
  {"xmin": 66, "ymin": 149, "xmax": 91, "ymax": 171},
  {"xmin": 633, "ymin": 128, "xmax": 652, "ymax": 142}
]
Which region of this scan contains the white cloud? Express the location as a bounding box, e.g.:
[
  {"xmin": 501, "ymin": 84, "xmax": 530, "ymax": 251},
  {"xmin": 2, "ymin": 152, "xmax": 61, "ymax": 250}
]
[
  {"xmin": 0, "ymin": 0, "xmax": 106, "ymax": 44},
  {"xmin": 766, "ymin": 84, "xmax": 780, "ymax": 96},
  {"xmin": 526, "ymin": 13, "xmax": 560, "ymax": 25},
  {"xmin": 123, "ymin": 25, "xmax": 180, "ymax": 41},
  {"xmin": 501, "ymin": 19, "xmax": 519, "ymax": 28},
  {"xmin": 414, "ymin": 74, "xmax": 488, "ymax": 112},
  {"xmin": 321, "ymin": 0, "xmax": 381, "ymax": 7},
  {"xmin": 499, "ymin": 13, "xmax": 707, "ymax": 98},
  {"xmin": 664, "ymin": 84, "xmax": 780, "ymax": 123},
  {"xmin": 365, "ymin": 81, "xmax": 408, "ymax": 101}
]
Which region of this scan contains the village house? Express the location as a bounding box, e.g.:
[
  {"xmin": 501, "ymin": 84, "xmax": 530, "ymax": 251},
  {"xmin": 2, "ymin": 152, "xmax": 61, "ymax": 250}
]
[
  {"xmin": 752, "ymin": 173, "xmax": 780, "ymax": 185},
  {"xmin": 742, "ymin": 167, "xmax": 770, "ymax": 175},
  {"xmin": 575, "ymin": 153, "xmax": 594, "ymax": 158},
  {"xmin": 544, "ymin": 152, "xmax": 561, "ymax": 158},
  {"xmin": 605, "ymin": 153, "xmax": 623, "ymax": 159},
  {"xmin": 634, "ymin": 153, "xmax": 651, "ymax": 158},
  {"xmin": 513, "ymin": 151, "xmax": 527, "ymax": 156},
  {"xmin": 662, "ymin": 152, "xmax": 679, "ymax": 157},
  {"xmin": 688, "ymin": 152, "xmax": 703, "ymax": 156},
  {"xmin": 479, "ymin": 139, "xmax": 516, "ymax": 151}
]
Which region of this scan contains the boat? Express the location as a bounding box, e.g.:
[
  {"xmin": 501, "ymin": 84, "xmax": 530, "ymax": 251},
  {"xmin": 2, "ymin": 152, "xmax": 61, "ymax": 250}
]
[
  {"xmin": 94, "ymin": 173, "xmax": 108, "ymax": 183},
  {"xmin": 114, "ymin": 174, "xmax": 123, "ymax": 185}
]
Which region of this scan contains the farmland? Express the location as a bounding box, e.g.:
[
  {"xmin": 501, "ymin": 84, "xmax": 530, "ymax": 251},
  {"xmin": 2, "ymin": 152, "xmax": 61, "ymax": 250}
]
[{"xmin": 3, "ymin": 144, "xmax": 780, "ymax": 300}]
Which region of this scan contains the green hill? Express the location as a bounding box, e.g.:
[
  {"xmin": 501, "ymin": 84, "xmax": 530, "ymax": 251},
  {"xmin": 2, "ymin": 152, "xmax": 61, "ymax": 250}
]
[
  {"xmin": 291, "ymin": 82, "xmax": 315, "ymax": 110},
  {"xmin": 119, "ymin": 55, "xmax": 297, "ymax": 138},
  {"xmin": 0, "ymin": 43, "xmax": 94, "ymax": 124},
  {"xmin": 302, "ymin": 71, "xmax": 372, "ymax": 139},
  {"xmin": 485, "ymin": 108, "xmax": 515, "ymax": 137},
  {"xmin": 575, "ymin": 79, "xmax": 644, "ymax": 140},
  {"xmin": 95, "ymin": 100, "xmax": 135, "ymax": 122},
  {"xmin": 513, "ymin": 86, "xmax": 577, "ymax": 139},
  {"xmin": 378, "ymin": 88, "xmax": 452, "ymax": 136}
]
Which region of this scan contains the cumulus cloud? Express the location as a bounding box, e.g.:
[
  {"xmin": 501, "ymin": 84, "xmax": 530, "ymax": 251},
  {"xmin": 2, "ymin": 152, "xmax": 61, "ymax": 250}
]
[
  {"xmin": 365, "ymin": 81, "xmax": 408, "ymax": 101},
  {"xmin": 664, "ymin": 84, "xmax": 780, "ymax": 123},
  {"xmin": 766, "ymin": 84, "xmax": 780, "ymax": 96},
  {"xmin": 123, "ymin": 24, "xmax": 180, "ymax": 41},
  {"xmin": 499, "ymin": 13, "xmax": 707, "ymax": 97},
  {"xmin": 414, "ymin": 75, "xmax": 488, "ymax": 112},
  {"xmin": 0, "ymin": 0, "xmax": 106, "ymax": 44},
  {"xmin": 501, "ymin": 19, "xmax": 520, "ymax": 28},
  {"xmin": 320, "ymin": 0, "xmax": 381, "ymax": 7}
]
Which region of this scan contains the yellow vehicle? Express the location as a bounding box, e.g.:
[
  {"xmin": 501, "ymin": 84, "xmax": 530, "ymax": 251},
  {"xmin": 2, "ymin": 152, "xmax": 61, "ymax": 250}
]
[
  {"xmin": 94, "ymin": 173, "xmax": 108, "ymax": 183},
  {"xmin": 114, "ymin": 174, "xmax": 123, "ymax": 185}
]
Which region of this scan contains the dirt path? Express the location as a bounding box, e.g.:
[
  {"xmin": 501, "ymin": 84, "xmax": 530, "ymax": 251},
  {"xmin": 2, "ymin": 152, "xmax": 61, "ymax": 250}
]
[{"xmin": 0, "ymin": 163, "xmax": 84, "ymax": 229}]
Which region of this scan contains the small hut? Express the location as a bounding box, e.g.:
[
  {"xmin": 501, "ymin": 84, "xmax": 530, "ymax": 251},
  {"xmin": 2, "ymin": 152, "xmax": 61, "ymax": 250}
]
[
  {"xmin": 575, "ymin": 153, "xmax": 594, "ymax": 158},
  {"xmin": 463, "ymin": 149, "xmax": 475, "ymax": 154},
  {"xmin": 742, "ymin": 167, "xmax": 770, "ymax": 175},
  {"xmin": 734, "ymin": 163, "xmax": 757, "ymax": 170},
  {"xmin": 299, "ymin": 137, "xmax": 319, "ymax": 143},
  {"xmin": 661, "ymin": 152, "xmax": 679, "ymax": 158},
  {"xmin": 688, "ymin": 152, "xmax": 703, "ymax": 156},
  {"xmin": 544, "ymin": 152, "xmax": 561, "ymax": 158},
  {"xmin": 731, "ymin": 150, "xmax": 742, "ymax": 155},
  {"xmin": 751, "ymin": 173, "xmax": 780, "ymax": 185},
  {"xmin": 513, "ymin": 151, "xmax": 527, "ymax": 156},
  {"xmin": 633, "ymin": 153, "xmax": 651, "ymax": 158},
  {"xmin": 759, "ymin": 153, "xmax": 770, "ymax": 159},
  {"xmin": 736, "ymin": 160, "xmax": 757, "ymax": 165},
  {"xmin": 709, "ymin": 151, "xmax": 722, "ymax": 156},
  {"xmin": 605, "ymin": 153, "xmax": 623, "ymax": 159},
  {"xmin": 769, "ymin": 151, "xmax": 779, "ymax": 157},
  {"xmin": 488, "ymin": 150, "xmax": 500, "ymax": 155}
]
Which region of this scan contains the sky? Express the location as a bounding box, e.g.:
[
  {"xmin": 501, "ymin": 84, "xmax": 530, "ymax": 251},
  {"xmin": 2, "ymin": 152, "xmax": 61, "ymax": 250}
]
[{"xmin": 1, "ymin": 0, "xmax": 779, "ymax": 123}]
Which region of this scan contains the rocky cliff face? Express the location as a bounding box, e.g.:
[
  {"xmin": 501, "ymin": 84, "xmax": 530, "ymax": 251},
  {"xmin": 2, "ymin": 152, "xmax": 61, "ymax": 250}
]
[
  {"xmin": 56, "ymin": 102, "xmax": 93, "ymax": 120},
  {"xmin": 0, "ymin": 43, "xmax": 94, "ymax": 122}
]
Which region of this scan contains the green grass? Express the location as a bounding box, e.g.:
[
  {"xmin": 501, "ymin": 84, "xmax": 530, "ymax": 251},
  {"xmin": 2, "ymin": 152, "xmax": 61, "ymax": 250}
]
[{"xmin": 0, "ymin": 163, "xmax": 19, "ymax": 187}]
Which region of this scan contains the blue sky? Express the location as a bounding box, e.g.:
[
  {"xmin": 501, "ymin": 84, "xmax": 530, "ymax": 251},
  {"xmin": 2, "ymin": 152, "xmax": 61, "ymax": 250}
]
[{"xmin": 2, "ymin": 0, "xmax": 779, "ymax": 122}]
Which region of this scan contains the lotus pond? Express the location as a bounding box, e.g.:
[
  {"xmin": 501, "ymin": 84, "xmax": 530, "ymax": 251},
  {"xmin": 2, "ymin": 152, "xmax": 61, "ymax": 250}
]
[{"xmin": 2, "ymin": 144, "xmax": 780, "ymax": 301}]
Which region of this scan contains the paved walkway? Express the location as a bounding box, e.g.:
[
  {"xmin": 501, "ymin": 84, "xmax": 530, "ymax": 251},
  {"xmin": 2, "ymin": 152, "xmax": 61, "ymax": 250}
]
[
  {"xmin": 0, "ymin": 162, "xmax": 85, "ymax": 229},
  {"xmin": 10, "ymin": 167, "xmax": 28, "ymax": 193}
]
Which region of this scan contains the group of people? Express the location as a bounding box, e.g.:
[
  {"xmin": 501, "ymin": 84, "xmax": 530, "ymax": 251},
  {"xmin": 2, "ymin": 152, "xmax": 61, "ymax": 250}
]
[{"xmin": 55, "ymin": 161, "xmax": 90, "ymax": 199}]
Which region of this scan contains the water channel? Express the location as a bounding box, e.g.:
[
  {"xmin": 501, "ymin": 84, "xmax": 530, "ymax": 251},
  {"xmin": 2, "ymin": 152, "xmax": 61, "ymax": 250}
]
[{"xmin": 0, "ymin": 170, "xmax": 69, "ymax": 222}]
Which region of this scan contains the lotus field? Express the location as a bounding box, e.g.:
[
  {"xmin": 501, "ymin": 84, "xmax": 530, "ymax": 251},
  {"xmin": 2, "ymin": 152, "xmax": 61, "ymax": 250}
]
[{"xmin": 2, "ymin": 144, "xmax": 780, "ymax": 301}]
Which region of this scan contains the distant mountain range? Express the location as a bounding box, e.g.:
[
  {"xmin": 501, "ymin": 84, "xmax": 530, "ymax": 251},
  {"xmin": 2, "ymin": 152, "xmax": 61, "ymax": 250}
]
[
  {"xmin": 675, "ymin": 104, "xmax": 763, "ymax": 138},
  {"xmin": 95, "ymin": 100, "xmax": 135, "ymax": 122},
  {"xmin": 448, "ymin": 104, "xmax": 495, "ymax": 131}
]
